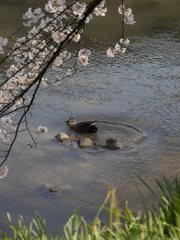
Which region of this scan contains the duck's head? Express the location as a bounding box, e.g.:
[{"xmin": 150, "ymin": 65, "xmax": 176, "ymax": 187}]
[{"xmin": 66, "ymin": 117, "xmax": 76, "ymax": 126}]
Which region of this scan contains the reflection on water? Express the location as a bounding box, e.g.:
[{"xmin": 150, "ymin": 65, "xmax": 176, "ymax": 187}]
[{"xmin": 0, "ymin": 0, "xmax": 180, "ymax": 235}]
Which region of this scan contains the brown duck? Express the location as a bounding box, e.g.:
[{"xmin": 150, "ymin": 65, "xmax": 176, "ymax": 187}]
[{"xmin": 66, "ymin": 117, "xmax": 98, "ymax": 133}]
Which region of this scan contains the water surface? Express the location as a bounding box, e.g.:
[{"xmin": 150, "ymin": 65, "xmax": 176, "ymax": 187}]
[{"xmin": 0, "ymin": 0, "xmax": 180, "ymax": 235}]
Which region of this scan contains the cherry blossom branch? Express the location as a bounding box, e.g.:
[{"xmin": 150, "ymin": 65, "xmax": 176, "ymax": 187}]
[
  {"xmin": 0, "ymin": 0, "xmax": 135, "ymax": 177},
  {"xmin": 0, "ymin": 79, "xmax": 41, "ymax": 167},
  {"xmin": 0, "ymin": 0, "xmax": 107, "ymax": 170}
]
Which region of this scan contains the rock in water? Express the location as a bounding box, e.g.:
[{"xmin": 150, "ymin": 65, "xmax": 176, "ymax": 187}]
[
  {"xmin": 101, "ymin": 138, "xmax": 122, "ymax": 150},
  {"xmin": 77, "ymin": 138, "xmax": 92, "ymax": 148},
  {"xmin": 55, "ymin": 133, "xmax": 69, "ymax": 142}
]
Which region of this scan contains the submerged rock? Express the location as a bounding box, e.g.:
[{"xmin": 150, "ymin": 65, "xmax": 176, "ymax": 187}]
[
  {"xmin": 100, "ymin": 138, "xmax": 122, "ymax": 150},
  {"xmin": 55, "ymin": 133, "xmax": 69, "ymax": 142},
  {"xmin": 43, "ymin": 183, "xmax": 58, "ymax": 192},
  {"xmin": 77, "ymin": 138, "xmax": 92, "ymax": 148}
]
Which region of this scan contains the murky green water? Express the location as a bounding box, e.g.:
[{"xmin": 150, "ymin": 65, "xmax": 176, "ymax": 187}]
[{"xmin": 0, "ymin": 0, "xmax": 180, "ymax": 235}]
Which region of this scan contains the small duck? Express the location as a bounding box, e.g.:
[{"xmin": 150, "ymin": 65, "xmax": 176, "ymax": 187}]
[{"xmin": 66, "ymin": 117, "xmax": 98, "ymax": 133}]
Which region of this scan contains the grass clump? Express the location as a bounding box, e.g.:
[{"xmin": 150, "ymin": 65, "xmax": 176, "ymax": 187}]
[{"xmin": 1, "ymin": 176, "xmax": 180, "ymax": 239}]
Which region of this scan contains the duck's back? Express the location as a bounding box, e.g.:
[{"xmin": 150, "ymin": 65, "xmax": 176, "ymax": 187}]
[{"xmin": 71, "ymin": 121, "xmax": 98, "ymax": 133}]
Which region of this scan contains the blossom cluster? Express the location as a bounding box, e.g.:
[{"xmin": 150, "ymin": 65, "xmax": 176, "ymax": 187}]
[
  {"xmin": 23, "ymin": 7, "xmax": 45, "ymax": 27},
  {"xmin": 36, "ymin": 126, "xmax": 48, "ymax": 134},
  {"xmin": 45, "ymin": 0, "xmax": 66, "ymax": 13},
  {"xmin": 94, "ymin": 0, "xmax": 107, "ymax": 17},
  {"xmin": 0, "ymin": 129, "xmax": 9, "ymax": 142},
  {"xmin": 77, "ymin": 49, "xmax": 91, "ymax": 66},
  {"xmin": 118, "ymin": 4, "xmax": 136, "ymax": 25},
  {"xmin": 0, "ymin": 166, "xmax": 8, "ymax": 179},
  {"xmin": 52, "ymin": 50, "xmax": 71, "ymax": 71},
  {"xmin": 107, "ymin": 38, "xmax": 130, "ymax": 57},
  {"xmin": 0, "ymin": 37, "xmax": 8, "ymax": 54},
  {"xmin": 106, "ymin": 3, "xmax": 135, "ymax": 57},
  {"xmin": 1, "ymin": 116, "xmax": 12, "ymax": 127},
  {"xmin": 73, "ymin": 2, "xmax": 86, "ymax": 19}
]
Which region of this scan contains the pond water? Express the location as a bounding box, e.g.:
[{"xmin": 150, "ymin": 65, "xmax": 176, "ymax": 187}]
[{"xmin": 0, "ymin": 0, "xmax": 180, "ymax": 236}]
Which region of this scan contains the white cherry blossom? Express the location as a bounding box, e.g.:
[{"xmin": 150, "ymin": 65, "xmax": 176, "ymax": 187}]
[
  {"xmin": 53, "ymin": 56, "xmax": 63, "ymax": 70},
  {"xmin": 73, "ymin": 34, "xmax": 81, "ymax": 42},
  {"xmin": 0, "ymin": 166, "xmax": 8, "ymax": 179},
  {"xmin": 77, "ymin": 55, "xmax": 89, "ymax": 66},
  {"xmin": 118, "ymin": 4, "xmax": 136, "ymax": 25},
  {"xmin": 94, "ymin": 7, "xmax": 107, "ymax": 16},
  {"xmin": 78, "ymin": 49, "xmax": 91, "ymax": 56},
  {"xmin": 107, "ymin": 48, "xmax": 115, "ymax": 57},
  {"xmin": 73, "ymin": 2, "xmax": 86, "ymax": 18},
  {"xmin": 0, "ymin": 37, "xmax": 8, "ymax": 54},
  {"xmin": 36, "ymin": 126, "xmax": 48, "ymax": 134},
  {"xmin": 52, "ymin": 31, "xmax": 66, "ymax": 43},
  {"xmin": 115, "ymin": 43, "xmax": 122, "ymax": 52},
  {"xmin": 66, "ymin": 69, "xmax": 72, "ymax": 76},
  {"xmin": 1, "ymin": 116, "xmax": 12, "ymax": 127}
]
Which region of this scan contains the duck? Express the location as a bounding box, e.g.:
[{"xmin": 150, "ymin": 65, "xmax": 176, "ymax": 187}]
[{"xmin": 66, "ymin": 117, "xmax": 98, "ymax": 133}]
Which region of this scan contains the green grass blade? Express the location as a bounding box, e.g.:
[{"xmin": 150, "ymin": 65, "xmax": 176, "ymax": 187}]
[{"xmin": 114, "ymin": 159, "xmax": 148, "ymax": 215}]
